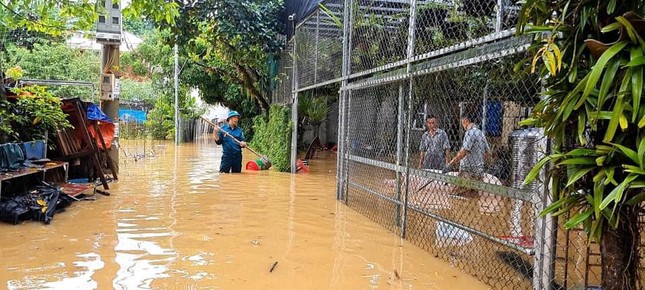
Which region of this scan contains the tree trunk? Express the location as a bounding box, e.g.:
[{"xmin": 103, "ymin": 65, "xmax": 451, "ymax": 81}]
[
  {"xmin": 601, "ymin": 204, "xmax": 640, "ymax": 290},
  {"xmin": 235, "ymin": 64, "xmax": 269, "ymax": 112},
  {"xmin": 314, "ymin": 124, "xmax": 320, "ymax": 140}
]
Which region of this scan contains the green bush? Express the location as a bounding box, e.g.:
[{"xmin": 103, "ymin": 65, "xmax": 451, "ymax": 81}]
[
  {"xmin": 145, "ymin": 98, "xmax": 174, "ymax": 140},
  {"xmin": 1, "ymin": 86, "xmax": 71, "ymax": 142},
  {"xmin": 3, "ymin": 43, "xmax": 99, "ymax": 99},
  {"xmin": 251, "ymin": 105, "xmax": 292, "ymax": 172}
]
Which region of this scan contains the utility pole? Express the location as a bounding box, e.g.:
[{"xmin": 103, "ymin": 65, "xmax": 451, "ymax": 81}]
[
  {"xmin": 174, "ymin": 44, "xmax": 179, "ymax": 145},
  {"xmin": 97, "ymin": 0, "xmax": 122, "ymax": 173}
]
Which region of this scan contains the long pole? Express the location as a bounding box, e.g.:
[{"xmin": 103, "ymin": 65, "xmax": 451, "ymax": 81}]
[
  {"xmin": 174, "ymin": 44, "xmax": 179, "ymax": 145},
  {"xmin": 290, "ymin": 19, "xmax": 299, "ymax": 174},
  {"xmin": 395, "ymin": 83, "xmax": 404, "ymax": 226},
  {"xmin": 200, "ymin": 117, "xmax": 265, "ymax": 160},
  {"xmin": 336, "ymin": 0, "xmax": 352, "ymax": 200},
  {"xmin": 401, "ymin": 0, "xmax": 418, "ymax": 238}
]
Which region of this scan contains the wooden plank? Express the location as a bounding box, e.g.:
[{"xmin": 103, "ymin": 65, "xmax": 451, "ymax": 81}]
[{"xmin": 54, "ymin": 99, "xmax": 110, "ymax": 190}]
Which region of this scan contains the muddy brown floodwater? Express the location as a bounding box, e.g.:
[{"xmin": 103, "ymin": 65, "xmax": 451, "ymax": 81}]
[{"xmin": 0, "ymin": 139, "xmax": 489, "ymax": 289}]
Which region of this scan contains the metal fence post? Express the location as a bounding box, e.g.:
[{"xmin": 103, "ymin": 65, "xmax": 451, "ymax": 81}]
[
  {"xmin": 401, "ymin": 0, "xmax": 418, "ymax": 238},
  {"xmin": 314, "ymin": 9, "xmax": 320, "ymax": 84},
  {"xmin": 335, "ymin": 9, "xmax": 344, "ymax": 199},
  {"xmin": 533, "ymin": 138, "xmax": 557, "ymax": 289},
  {"xmin": 291, "ymin": 30, "xmax": 299, "ymax": 174},
  {"xmin": 495, "ymin": 0, "xmax": 504, "ymax": 33},
  {"xmin": 336, "ymin": 0, "xmax": 346, "ymax": 200},
  {"xmin": 341, "ymin": 0, "xmax": 354, "ymax": 203},
  {"xmin": 344, "ymin": 90, "xmax": 352, "ymax": 205},
  {"xmin": 336, "ymin": 89, "xmax": 346, "ymax": 200},
  {"xmin": 395, "ymin": 83, "xmax": 405, "ymax": 226}
]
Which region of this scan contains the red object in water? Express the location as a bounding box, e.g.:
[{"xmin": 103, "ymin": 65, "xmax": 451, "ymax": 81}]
[
  {"xmin": 296, "ymin": 159, "xmax": 309, "ymax": 173},
  {"xmin": 60, "ymin": 183, "xmax": 91, "ymax": 197},
  {"xmin": 246, "ymin": 160, "xmax": 260, "ymax": 171},
  {"xmin": 497, "ymin": 236, "xmax": 534, "ymax": 248}
]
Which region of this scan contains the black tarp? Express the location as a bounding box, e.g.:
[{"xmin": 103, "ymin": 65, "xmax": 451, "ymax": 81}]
[{"xmin": 283, "ymin": 0, "xmax": 323, "ymax": 40}]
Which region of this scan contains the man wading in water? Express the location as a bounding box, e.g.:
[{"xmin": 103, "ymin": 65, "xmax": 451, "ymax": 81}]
[
  {"xmin": 214, "ymin": 111, "xmax": 247, "ymax": 173},
  {"xmin": 443, "ymin": 114, "xmax": 490, "ymax": 198},
  {"xmin": 419, "ymin": 115, "xmax": 451, "ymax": 170}
]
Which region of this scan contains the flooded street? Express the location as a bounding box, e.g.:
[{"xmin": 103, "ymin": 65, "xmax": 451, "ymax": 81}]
[{"xmin": 0, "ymin": 140, "xmax": 488, "ymax": 289}]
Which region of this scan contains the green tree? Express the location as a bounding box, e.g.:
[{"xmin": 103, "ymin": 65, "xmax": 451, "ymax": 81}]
[
  {"xmin": 120, "ymin": 29, "xmax": 174, "ymax": 83},
  {"xmin": 145, "ymin": 95, "xmax": 174, "ymax": 139},
  {"xmin": 120, "ymin": 29, "xmax": 207, "ymax": 139},
  {"xmin": 156, "ymin": 0, "xmax": 284, "ymax": 114},
  {"xmin": 120, "ymin": 27, "xmax": 261, "ymax": 140},
  {"xmin": 123, "ymin": 17, "xmax": 154, "ymax": 37},
  {"xmin": 3, "ymin": 27, "xmax": 65, "ymax": 50},
  {"xmin": 0, "ymin": 1, "xmax": 178, "ymax": 36},
  {"xmin": 182, "ymin": 69, "xmax": 260, "ymax": 131},
  {"xmin": 0, "ymin": 0, "xmax": 179, "ymax": 101},
  {"xmin": 119, "ymin": 79, "xmax": 155, "ymax": 104},
  {"xmin": 518, "ymin": 1, "xmax": 645, "ymax": 289},
  {"xmin": 142, "ymin": 86, "xmax": 204, "ymax": 140},
  {"xmin": 299, "ymin": 95, "xmax": 329, "ymax": 140},
  {"xmin": 3, "ymin": 43, "xmax": 100, "ymax": 99}
]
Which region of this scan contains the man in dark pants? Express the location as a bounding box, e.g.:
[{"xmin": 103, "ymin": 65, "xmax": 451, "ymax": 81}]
[
  {"xmin": 419, "ymin": 115, "xmax": 451, "ymax": 170},
  {"xmin": 443, "ymin": 114, "xmax": 490, "ymax": 197},
  {"xmin": 214, "ymin": 111, "xmax": 246, "ymax": 173}
]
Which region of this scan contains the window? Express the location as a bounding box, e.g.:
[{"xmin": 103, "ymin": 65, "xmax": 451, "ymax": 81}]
[
  {"xmin": 112, "ymin": 1, "xmax": 119, "ymax": 9},
  {"xmin": 112, "ymin": 17, "xmax": 119, "ymax": 25},
  {"xmin": 98, "ymin": 15, "xmax": 106, "ymax": 23}
]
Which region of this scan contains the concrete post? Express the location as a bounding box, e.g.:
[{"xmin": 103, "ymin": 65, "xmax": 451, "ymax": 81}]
[{"xmin": 100, "ymin": 44, "xmax": 120, "ymax": 173}]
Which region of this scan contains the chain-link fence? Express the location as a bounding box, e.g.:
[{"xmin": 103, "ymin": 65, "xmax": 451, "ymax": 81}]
[
  {"xmin": 273, "ymin": 47, "xmax": 293, "ymax": 105},
  {"xmin": 295, "ymin": 0, "xmax": 345, "ymax": 89},
  {"xmin": 270, "ymin": 1, "xmax": 645, "ymax": 289}
]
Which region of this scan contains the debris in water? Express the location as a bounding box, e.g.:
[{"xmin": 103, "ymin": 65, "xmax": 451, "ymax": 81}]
[
  {"xmin": 96, "ymin": 189, "xmax": 110, "ymax": 196},
  {"xmin": 269, "ymin": 261, "xmax": 278, "ymax": 272},
  {"xmin": 435, "ymin": 221, "xmax": 473, "ymax": 246}
]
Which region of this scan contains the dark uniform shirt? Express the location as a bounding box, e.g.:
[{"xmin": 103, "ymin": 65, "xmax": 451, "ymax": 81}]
[{"xmin": 217, "ymin": 124, "xmax": 245, "ymax": 155}]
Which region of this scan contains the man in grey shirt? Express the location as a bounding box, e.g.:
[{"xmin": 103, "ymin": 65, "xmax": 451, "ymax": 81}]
[
  {"xmin": 419, "ymin": 115, "xmax": 451, "ymax": 170},
  {"xmin": 444, "ymin": 115, "xmax": 490, "ymax": 197}
]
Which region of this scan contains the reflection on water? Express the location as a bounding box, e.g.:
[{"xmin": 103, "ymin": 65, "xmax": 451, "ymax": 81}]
[
  {"xmin": 113, "ymin": 213, "xmax": 175, "ymax": 289},
  {"xmin": 41, "ymin": 253, "xmax": 104, "ymax": 289},
  {"xmin": 0, "ymin": 139, "xmax": 488, "ymax": 289}
]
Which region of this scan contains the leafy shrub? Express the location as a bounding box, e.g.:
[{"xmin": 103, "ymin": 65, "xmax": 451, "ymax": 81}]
[
  {"xmin": 251, "ymin": 105, "xmax": 292, "ymax": 172},
  {"xmin": 144, "ymin": 97, "xmax": 174, "ymax": 140},
  {"xmin": 0, "ymin": 85, "xmax": 71, "ymax": 142}
]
